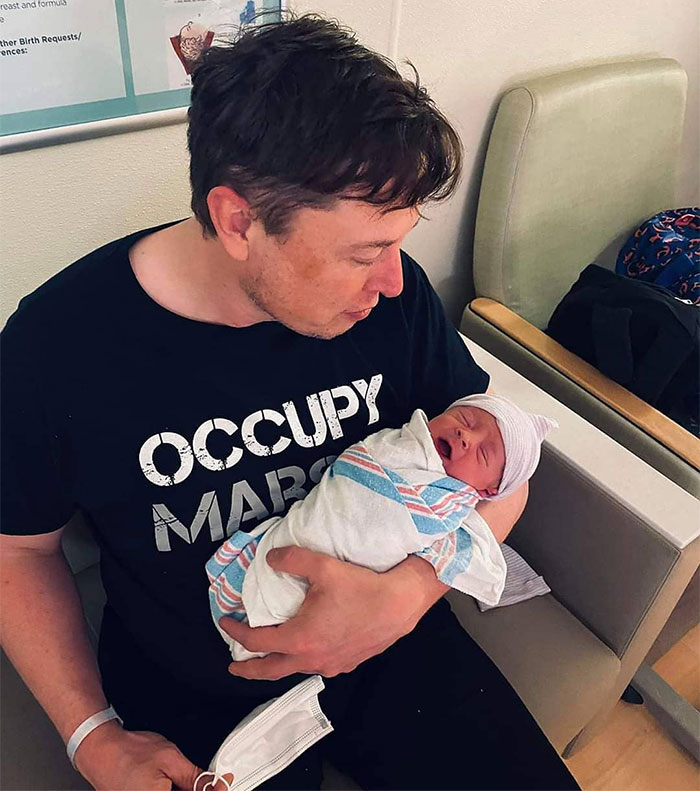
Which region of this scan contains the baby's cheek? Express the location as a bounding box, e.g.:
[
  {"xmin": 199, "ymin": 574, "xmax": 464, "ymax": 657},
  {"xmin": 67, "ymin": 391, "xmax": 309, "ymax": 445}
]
[{"xmin": 455, "ymin": 458, "xmax": 480, "ymax": 486}]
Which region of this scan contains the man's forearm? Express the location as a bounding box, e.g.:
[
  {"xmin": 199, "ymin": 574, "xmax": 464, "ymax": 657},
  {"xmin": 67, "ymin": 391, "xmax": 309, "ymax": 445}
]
[
  {"xmin": 1, "ymin": 545, "xmax": 205, "ymax": 789},
  {"xmin": 389, "ymin": 554, "xmax": 450, "ymax": 622},
  {"xmin": 476, "ymin": 481, "xmax": 528, "ymax": 543},
  {"xmin": 0, "ymin": 548, "xmax": 110, "ymax": 744}
]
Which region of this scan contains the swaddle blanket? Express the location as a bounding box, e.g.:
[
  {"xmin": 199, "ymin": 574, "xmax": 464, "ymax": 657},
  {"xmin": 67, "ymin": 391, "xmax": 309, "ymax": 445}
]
[{"xmin": 206, "ymin": 410, "xmax": 506, "ymax": 660}]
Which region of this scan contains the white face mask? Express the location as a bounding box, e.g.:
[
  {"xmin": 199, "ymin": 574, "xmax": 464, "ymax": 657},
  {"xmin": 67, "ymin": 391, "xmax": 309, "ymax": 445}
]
[{"xmin": 195, "ymin": 675, "xmax": 333, "ymax": 791}]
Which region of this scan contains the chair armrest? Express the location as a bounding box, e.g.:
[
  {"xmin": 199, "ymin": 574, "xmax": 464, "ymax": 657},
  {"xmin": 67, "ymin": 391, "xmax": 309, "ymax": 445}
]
[
  {"xmin": 512, "ymin": 442, "xmax": 697, "ymax": 658},
  {"xmin": 1, "ymin": 651, "xmax": 91, "ymax": 790},
  {"xmin": 471, "ymin": 297, "xmax": 700, "ymax": 470},
  {"xmin": 458, "ymin": 334, "xmax": 700, "ymax": 656}
]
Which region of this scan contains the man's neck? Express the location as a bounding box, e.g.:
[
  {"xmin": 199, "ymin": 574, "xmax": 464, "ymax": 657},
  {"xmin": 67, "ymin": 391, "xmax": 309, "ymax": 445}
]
[{"xmin": 128, "ymin": 217, "xmax": 270, "ymax": 328}]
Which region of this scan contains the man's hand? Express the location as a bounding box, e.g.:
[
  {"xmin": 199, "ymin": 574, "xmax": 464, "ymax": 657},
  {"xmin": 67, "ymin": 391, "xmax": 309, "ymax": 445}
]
[
  {"xmin": 221, "ymin": 548, "xmax": 447, "ymax": 681},
  {"xmin": 74, "ymin": 720, "xmax": 207, "ymax": 791}
]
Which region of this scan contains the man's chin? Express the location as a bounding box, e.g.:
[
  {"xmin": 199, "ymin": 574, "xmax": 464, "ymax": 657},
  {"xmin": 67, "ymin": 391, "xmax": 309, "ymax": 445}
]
[
  {"xmin": 277, "ymin": 317, "xmax": 352, "ymax": 340},
  {"xmin": 305, "ymin": 323, "xmax": 353, "ymax": 340}
]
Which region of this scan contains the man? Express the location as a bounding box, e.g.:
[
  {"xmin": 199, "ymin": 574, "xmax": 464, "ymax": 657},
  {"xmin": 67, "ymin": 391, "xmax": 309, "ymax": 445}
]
[{"xmin": 0, "ymin": 15, "xmax": 578, "ymax": 791}]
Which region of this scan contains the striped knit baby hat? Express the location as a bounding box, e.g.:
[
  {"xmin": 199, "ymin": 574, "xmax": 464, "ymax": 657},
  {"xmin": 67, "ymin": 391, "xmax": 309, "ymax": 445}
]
[{"xmin": 447, "ymin": 394, "xmax": 557, "ymax": 500}]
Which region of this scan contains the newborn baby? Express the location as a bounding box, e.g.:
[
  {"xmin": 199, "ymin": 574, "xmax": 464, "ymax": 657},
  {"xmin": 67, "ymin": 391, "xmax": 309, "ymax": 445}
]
[{"xmin": 207, "ymin": 394, "xmax": 556, "ymax": 660}]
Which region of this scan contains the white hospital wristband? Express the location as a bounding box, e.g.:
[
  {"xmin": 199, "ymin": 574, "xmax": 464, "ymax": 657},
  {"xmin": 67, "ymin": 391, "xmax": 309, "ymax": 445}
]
[{"xmin": 66, "ymin": 706, "xmax": 123, "ymax": 768}]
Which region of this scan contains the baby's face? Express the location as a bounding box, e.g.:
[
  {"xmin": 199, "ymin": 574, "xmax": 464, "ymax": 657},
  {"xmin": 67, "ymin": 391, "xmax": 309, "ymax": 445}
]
[{"xmin": 427, "ymin": 406, "xmax": 505, "ymax": 496}]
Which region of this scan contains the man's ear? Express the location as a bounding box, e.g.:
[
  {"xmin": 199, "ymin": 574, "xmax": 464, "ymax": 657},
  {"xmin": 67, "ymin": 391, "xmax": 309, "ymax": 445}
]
[{"xmin": 207, "ymin": 186, "xmax": 253, "ymax": 260}]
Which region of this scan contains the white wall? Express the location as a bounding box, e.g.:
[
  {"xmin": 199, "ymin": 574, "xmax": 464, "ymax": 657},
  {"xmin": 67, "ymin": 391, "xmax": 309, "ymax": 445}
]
[{"xmin": 2, "ymin": 0, "xmax": 698, "ymax": 325}]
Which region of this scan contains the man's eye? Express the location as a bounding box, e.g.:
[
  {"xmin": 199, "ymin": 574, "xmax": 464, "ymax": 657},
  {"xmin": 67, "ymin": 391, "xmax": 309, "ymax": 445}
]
[{"xmin": 352, "ymin": 258, "xmax": 377, "ymax": 266}]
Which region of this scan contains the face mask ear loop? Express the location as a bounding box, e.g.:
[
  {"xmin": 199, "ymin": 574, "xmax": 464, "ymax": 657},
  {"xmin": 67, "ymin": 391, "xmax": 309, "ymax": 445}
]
[
  {"xmin": 203, "ymin": 772, "xmax": 235, "ymax": 791},
  {"xmin": 194, "ymin": 770, "xmax": 227, "ymax": 791}
]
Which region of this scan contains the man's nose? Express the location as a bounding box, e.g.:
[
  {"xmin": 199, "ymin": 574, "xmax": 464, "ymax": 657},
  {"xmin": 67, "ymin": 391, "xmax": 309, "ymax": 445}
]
[{"xmin": 368, "ymin": 247, "xmax": 403, "ymax": 298}]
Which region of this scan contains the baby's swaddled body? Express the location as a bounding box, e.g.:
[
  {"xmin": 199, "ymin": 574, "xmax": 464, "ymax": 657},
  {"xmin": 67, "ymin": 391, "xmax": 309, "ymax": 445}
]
[{"xmin": 207, "ymin": 410, "xmax": 507, "ymax": 660}]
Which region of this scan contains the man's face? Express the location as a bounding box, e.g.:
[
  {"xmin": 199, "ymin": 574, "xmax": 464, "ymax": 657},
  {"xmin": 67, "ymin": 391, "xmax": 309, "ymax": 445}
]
[
  {"xmin": 428, "ymin": 406, "xmax": 506, "ymax": 496},
  {"xmin": 240, "ymin": 199, "xmax": 420, "ymax": 339}
]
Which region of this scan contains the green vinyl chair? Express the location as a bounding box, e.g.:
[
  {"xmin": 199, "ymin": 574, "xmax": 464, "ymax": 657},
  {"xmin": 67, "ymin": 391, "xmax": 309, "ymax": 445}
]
[
  {"xmin": 460, "ymin": 57, "xmax": 699, "ymax": 498},
  {"xmin": 458, "ymin": 57, "xmax": 699, "ymax": 755}
]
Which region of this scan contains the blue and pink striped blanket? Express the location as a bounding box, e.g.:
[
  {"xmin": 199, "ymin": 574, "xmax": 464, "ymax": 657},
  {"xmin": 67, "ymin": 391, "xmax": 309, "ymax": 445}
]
[{"xmin": 206, "ymin": 410, "xmax": 506, "ymax": 660}]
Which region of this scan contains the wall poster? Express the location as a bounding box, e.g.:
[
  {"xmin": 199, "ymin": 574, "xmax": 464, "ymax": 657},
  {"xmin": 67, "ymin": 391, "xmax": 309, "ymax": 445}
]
[{"xmin": 0, "ymin": 0, "xmax": 282, "ymax": 148}]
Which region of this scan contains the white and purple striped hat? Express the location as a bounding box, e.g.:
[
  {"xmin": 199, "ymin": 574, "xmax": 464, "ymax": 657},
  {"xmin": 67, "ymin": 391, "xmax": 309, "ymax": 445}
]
[{"xmin": 448, "ymin": 394, "xmax": 557, "ymax": 500}]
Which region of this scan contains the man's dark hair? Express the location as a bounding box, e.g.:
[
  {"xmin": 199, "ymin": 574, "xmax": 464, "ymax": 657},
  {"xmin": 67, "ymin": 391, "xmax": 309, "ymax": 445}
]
[{"xmin": 188, "ymin": 14, "xmax": 462, "ymax": 237}]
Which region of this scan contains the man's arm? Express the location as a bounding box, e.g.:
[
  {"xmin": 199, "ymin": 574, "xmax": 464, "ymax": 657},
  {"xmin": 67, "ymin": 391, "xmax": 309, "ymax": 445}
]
[
  {"xmin": 222, "ymin": 482, "xmax": 527, "ymax": 681},
  {"xmin": 222, "ymin": 546, "xmax": 447, "ymax": 681},
  {"xmin": 476, "ymin": 481, "xmax": 529, "ymax": 543},
  {"xmin": 0, "ymin": 531, "xmax": 203, "ymax": 790}
]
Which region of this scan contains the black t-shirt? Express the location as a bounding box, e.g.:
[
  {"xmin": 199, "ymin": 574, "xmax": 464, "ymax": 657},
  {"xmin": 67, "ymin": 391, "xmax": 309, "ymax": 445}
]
[{"xmin": 1, "ymin": 223, "xmax": 488, "ymax": 698}]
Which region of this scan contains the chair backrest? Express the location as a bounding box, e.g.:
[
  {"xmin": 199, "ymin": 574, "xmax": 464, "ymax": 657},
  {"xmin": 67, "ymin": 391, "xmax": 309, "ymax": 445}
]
[{"xmin": 473, "ymin": 59, "xmax": 687, "ymax": 329}]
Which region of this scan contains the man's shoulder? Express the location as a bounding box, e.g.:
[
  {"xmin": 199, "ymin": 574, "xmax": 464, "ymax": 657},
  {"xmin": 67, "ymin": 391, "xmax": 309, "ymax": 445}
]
[
  {"xmin": 3, "ymin": 224, "xmax": 164, "ymax": 343},
  {"xmin": 20, "ymin": 236, "xmax": 124, "ymax": 308},
  {"xmin": 399, "ymin": 249, "xmax": 430, "ymax": 291},
  {"xmin": 397, "ymin": 250, "xmax": 449, "ymax": 318},
  {"xmin": 364, "ymin": 250, "xmax": 444, "ymax": 333}
]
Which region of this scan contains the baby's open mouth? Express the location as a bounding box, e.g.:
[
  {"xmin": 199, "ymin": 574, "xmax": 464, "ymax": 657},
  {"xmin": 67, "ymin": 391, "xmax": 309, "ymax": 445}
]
[{"xmin": 436, "ymin": 437, "xmax": 451, "ymax": 460}]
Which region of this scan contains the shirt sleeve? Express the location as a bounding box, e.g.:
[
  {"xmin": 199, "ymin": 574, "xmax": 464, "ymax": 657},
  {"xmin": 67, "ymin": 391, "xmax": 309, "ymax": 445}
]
[
  {"xmin": 402, "ymin": 253, "xmax": 489, "ymax": 418},
  {"xmin": 0, "ymin": 315, "xmax": 75, "ymax": 535}
]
